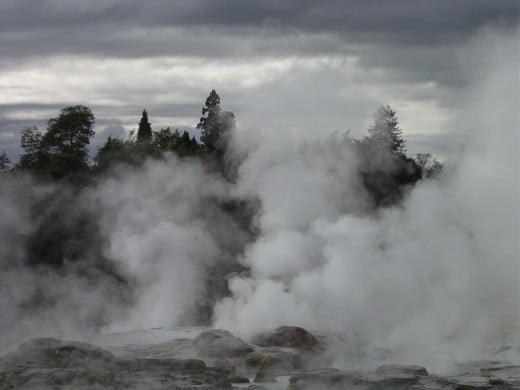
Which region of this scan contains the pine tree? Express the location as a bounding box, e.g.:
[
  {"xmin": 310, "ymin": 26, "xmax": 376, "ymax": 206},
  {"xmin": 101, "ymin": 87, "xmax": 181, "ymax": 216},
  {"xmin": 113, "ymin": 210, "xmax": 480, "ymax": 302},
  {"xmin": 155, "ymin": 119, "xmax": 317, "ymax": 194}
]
[
  {"xmin": 197, "ymin": 90, "xmax": 221, "ymax": 150},
  {"xmin": 368, "ymin": 105, "xmax": 406, "ymax": 155},
  {"xmin": 137, "ymin": 109, "xmax": 152, "ymax": 143},
  {"xmin": 196, "ymin": 90, "xmax": 234, "ymax": 153}
]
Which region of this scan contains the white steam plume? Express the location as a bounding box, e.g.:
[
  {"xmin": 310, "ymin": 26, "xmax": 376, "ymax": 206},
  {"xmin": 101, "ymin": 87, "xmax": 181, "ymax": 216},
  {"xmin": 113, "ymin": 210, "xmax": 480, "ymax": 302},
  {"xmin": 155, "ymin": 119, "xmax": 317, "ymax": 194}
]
[
  {"xmin": 92, "ymin": 154, "xmax": 233, "ymax": 331},
  {"xmin": 0, "ymin": 27, "xmax": 517, "ymax": 372},
  {"xmin": 214, "ymin": 27, "xmax": 520, "ymax": 370}
]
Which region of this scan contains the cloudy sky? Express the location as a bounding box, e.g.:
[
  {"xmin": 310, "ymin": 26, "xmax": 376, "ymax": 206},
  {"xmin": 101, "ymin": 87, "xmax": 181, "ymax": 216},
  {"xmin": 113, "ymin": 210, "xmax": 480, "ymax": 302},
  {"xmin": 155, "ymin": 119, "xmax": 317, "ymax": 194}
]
[{"xmin": 0, "ymin": 0, "xmax": 518, "ymax": 162}]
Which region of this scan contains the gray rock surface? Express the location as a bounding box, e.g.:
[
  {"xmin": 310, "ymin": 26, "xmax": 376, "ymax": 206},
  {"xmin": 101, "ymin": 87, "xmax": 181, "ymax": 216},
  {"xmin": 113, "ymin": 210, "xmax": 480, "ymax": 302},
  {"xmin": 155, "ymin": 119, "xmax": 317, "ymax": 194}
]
[
  {"xmin": 0, "ymin": 337, "xmax": 231, "ymax": 389},
  {"xmin": 252, "ymin": 327, "xmax": 320, "ymax": 351},
  {"xmin": 245, "ymin": 346, "xmax": 304, "ymax": 372},
  {"xmin": 193, "ymin": 329, "xmax": 254, "ymax": 358},
  {"xmin": 0, "ymin": 328, "xmax": 518, "ymax": 390},
  {"xmin": 287, "ymin": 366, "xmax": 520, "ymax": 390},
  {"xmin": 376, "ymin": 364, "xmax": 428, "ymax": 377},
  {"xmin": 287, "ymin": 370, "xmax": 420, "ymax": 390}
]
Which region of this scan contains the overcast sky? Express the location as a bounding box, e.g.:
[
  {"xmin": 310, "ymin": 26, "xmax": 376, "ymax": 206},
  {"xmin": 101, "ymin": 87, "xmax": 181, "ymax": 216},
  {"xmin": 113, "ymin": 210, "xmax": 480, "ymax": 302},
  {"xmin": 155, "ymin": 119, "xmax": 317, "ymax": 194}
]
[{"xmin": 0, "ymin": 0, "xmax": 518, "ymax": 162}]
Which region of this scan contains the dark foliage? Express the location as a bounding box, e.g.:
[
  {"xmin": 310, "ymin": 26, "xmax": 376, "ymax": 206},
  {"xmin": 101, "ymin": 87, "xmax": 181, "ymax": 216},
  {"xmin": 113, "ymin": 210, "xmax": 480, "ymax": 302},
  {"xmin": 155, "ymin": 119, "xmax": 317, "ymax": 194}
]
[
  {"xmin": 0, "ymin": 151, "xmax": 11, "ymax": 173},
  {"xmin": 136, "ymin": 109, "xmax": 152, "ymax": 143},
  {"xmin": 415, "ymin": 153, "xmax": 444, "ymax": 178},
  {"xmin": 24, "ymin": 189, "xmax": 125, "ymax": 282},
  {"xmin": 358, "ymin": 105, "xmax": 422, "ymax": 206},
  {"xmin": 96, "ymin": 108, "xmax": 202, "ymax": 173},
  {"xmin": 156, "ymin": 128, "xmax": 200, "ymax": 157},
  {"xmin": 43, "ymin": 105, "xmax": 95, "ymax": 160},
  {"xmin": 197, "ymin": 89, "xmax": 235, "ymax": 154},
  {"xmin": 18, "ymin": 106, "xmax": 95, "ymax": 181},
  {"xmin": 19, "ymin": 126, "xmax": 45, "ymax": 170}
]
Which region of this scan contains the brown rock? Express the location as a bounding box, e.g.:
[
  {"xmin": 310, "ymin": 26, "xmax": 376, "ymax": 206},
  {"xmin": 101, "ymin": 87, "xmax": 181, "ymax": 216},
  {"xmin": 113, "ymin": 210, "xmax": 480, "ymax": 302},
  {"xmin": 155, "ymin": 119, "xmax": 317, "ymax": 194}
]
[
  {"xmin": 193, "ymin": 329, "xmax": 254, "ymax": 358},
  {"xmin": 251, "ymin": 326, "xmax": 319, "ymax": 350}
]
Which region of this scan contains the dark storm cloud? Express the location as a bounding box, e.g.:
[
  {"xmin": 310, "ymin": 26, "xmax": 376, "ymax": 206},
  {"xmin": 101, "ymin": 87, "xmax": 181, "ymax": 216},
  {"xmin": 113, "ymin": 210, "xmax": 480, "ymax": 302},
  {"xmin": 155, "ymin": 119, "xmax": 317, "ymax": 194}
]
[
  {"xmin": 4, "ymin": 0, "xmax": 518, "ymax": 35},
  {"xmin": 0, "ymin": 0, "xmax": 517, "ymax": 58},
  {"xmin": 282, "ymin": 0, "xmax": 519, "ymax": 43}
]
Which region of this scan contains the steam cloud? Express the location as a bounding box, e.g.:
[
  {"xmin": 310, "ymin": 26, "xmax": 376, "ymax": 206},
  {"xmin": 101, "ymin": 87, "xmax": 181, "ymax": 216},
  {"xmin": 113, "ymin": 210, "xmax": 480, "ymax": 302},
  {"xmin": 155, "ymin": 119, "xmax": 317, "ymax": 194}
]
[
  {"xmin": 0, "ymin": 27, "xmax": 518, "ymax": 371},
  {"xmin": 92, "ymin": 155, "xmax": 232, "ymax": 331},
  {"xmin": 214, "ymin": 27, "xmax": 520, "ymax": 368}
]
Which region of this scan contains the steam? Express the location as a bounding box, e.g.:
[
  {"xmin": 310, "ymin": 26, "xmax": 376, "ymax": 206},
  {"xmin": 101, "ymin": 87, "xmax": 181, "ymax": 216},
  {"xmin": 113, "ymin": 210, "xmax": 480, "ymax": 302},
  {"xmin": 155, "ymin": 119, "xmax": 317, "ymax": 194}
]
[
  {"xmin": 0, "ymin": 175, "xmax": 129, "ymax": 351},
  {"xmin": 214, "ymin": 27, "xmax": 520, "ymax": 368},
  {"xmin": 0, "ymin": 154, "xmax": 238, "ymax": 351},
  {"xmin": 0, "ymin": 27, "xmax": 517, "ymax": 372},
  {"xmin": 91, "ymin": 155, "xmax": 232, "ymax": 331}
]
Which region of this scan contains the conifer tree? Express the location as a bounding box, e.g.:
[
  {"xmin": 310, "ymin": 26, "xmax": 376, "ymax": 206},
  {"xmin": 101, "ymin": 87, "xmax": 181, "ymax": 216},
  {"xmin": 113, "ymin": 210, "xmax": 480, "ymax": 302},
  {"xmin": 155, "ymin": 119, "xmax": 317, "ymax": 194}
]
[
  {"xmin": 197, "ymin": 90, "xmax": 234, "ymax": 153},
  {"xmin": 368, "ymin": 105, "xmax": 406, "ymax": 155},
  {"xmin": 137, "ymin": 109, "xmax": 152, "ymax": 143}
]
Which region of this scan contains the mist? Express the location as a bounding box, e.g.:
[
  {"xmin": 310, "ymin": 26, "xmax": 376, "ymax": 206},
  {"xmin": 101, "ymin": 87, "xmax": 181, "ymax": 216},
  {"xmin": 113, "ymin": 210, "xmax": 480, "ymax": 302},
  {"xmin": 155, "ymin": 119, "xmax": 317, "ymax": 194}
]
[
  {"xmin": 214, "ymin": 27, "xmax": 520, "ymax": 369},
  {"xmin": 0, "ymin": 26, "xmax": 518, "ymax": 376},
  {"xmin": 91, "ymin": 154, "xmax": 235, "ymax": 331}
]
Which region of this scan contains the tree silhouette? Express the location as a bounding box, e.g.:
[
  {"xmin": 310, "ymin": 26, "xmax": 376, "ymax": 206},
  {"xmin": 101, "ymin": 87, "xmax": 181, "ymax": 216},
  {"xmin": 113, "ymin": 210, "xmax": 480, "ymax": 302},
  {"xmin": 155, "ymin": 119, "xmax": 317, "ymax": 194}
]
[
  {"xmin": 197, "ymin": 90, "xmax": 234, "ymax": 153},
  {"xmin": 0, "ymin": 152, "xmax": 11, "ymax": 173},
  {"xmin": 41, "ymin": 105, "xmax": 95, "ymax": 178},
  {"xmin": 19, "ymin": 126, "xmax": 45, "ymax": 169},
  {"xmin": 367, "ymin": 105, "xmax": 406, "ymax": 155},
  {"xmin": 43, "ymin": 105, "xmax": 95, "ymax": 160},
  {"xmin": 18, "ymin": 106, "xmax": 95, "ymax": 179},
  {"xmin": 137, "ymin": 109, "xmax": 152, "ymax": 143}
]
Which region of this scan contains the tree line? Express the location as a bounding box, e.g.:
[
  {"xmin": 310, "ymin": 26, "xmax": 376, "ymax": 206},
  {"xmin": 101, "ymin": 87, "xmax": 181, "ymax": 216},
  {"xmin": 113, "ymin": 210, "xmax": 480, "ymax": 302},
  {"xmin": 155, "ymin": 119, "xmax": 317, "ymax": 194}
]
[
  {"xmin": 2, "ymin": 89, "xmax": 442, "ymax": 191},
  {"xmin": 0, "ymin": 89, "xmax": 230, "ymax": 182}
]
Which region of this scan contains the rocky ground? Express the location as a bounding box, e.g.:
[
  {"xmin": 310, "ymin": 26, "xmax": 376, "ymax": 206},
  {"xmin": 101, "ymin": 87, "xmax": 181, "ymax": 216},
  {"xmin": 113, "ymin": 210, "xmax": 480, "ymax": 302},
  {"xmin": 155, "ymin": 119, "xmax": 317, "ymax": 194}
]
[{"xmin": 0, "ymin": 326, "xmax": 518, "ymax": 389}]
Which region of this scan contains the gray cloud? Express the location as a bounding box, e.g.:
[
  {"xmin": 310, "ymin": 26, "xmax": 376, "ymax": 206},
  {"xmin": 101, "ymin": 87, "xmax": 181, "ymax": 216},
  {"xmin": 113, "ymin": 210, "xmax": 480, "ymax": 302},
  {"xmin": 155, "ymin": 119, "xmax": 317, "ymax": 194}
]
[
  {"xmin": 0, "ymin": 1, "xmax": 518, "ymax": 163},
  {"xmin": 0, "ymin": 0, "xmax": 517, "ymax": 58},
  {"xmin": 2, "ymin": 1, "xmax": 517, "ymax": 38}
]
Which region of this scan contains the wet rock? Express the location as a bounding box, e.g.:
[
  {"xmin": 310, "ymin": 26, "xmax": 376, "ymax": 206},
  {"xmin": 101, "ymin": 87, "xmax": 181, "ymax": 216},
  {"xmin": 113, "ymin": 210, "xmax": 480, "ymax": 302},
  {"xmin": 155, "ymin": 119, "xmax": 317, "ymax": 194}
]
[
  {"xmin": 252, "ymin": 326, "xmax": 319, "ymax": 350},
  {"xmin": 481, "ymin": 365, "xmax": 520, "ymax": 387},
  {"xmin": 4, "ymin": 337, "xmax": 117, "ymax": 369},
  {"xmin": 245, "ymin": 346, "xmax": 302, "ymax": 371},
  {"xmin": 288, "ymin": 370, "xmax": 420, "ymax": 390},
  {"xmin": 376, "ymin": 364, "xmax": 428, "ymax": 377},
  {"xmin": 193, "ymin": 329, "xmax": 254, "ymax": 358},
  {"xmin": 253, "ymin": 367, "xmax": 277, "ymax": 383},
  {"xmin": 0, "ymin": 337, "xmax": 232, "ymax": 389},
  {"xmin": 129, "ymin": 337, "xmax": 195, "ymax": 359},
  {"xmin": 427, "ymin": 363, "xmax": 519, "ymax": 390},
  {"xmin": 229, "ymin": 375, "xmax": 250, "ymax": 383},
  {"xmin": 438, "ymin": 375, "xmax": 513, "ymax": 389}
]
